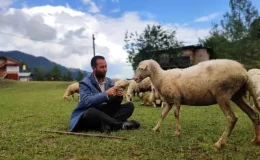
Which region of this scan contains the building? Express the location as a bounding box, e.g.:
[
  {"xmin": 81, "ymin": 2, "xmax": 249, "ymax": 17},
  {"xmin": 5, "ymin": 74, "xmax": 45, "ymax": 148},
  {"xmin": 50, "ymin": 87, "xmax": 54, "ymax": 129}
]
[
  {"xmin": 0, "ymin": 56, "xmax": 22, "ymax": 80},
  {"xmin": 0, "ymin": 56, "xmax": 32, "ymax": 81},
  {"xmin": 19, "ymin": 72, "xmax": 33, "ymax": 81},
  {"xmin": 158, "ymin": 45, "xmax": 213, "ymax": 70}
]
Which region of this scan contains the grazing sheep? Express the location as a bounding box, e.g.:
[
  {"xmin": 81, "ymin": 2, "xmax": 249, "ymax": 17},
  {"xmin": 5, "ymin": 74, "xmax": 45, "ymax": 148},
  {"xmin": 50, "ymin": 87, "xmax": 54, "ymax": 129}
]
[
  {"xmin": 133, "ymin": 59, "xmax": 260, "ymax": 148},
  {"xmin": 63, "ymin": 82, "xmax": 79, "ymax": 101},
  {"xmin": 149, "ymin": 84, "xmax": 165, "ymax": 108},
  {"xmin": 125, "ymin": 77, "xmax": 151, "ymax": 102}
]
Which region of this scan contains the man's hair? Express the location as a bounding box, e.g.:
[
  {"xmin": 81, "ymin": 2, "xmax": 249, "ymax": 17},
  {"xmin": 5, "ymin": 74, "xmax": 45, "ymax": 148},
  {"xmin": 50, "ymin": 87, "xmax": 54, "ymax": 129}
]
[{"xmin": 91, "ymin": 55, "xmax": 105, "ymax": 67}]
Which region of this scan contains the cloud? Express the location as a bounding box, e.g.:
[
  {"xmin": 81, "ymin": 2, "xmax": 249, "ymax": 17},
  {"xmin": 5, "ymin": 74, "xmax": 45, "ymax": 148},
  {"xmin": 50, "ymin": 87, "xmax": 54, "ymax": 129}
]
[
  {"xmin": 0, "ymin": 0, "xmax": 13, "ymax": 9},
  {"xmin": 111, "ymin": 8, "xmax": 120, "ymax": 13},
  {"xmin": 111, "ymin": 0, "xmax": 119, "ymax": 3},
  {"xmin": 81, "ymin": 0, "xmax": 100, "ymax": 13},
  {"xmin": 194, "ymin": 12, "xmax": 221, "ymax": 22},
  {"xmin": 0, "ymin": 5, "xmax": 210, "ymax": 79}
]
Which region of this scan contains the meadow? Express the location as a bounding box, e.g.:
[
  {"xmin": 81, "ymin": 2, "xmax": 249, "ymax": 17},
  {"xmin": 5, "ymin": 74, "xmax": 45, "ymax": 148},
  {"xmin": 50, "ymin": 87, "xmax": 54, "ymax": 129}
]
[{"xmin": 1, "ymin": 80, "xmax": 260, "ymax": 160}]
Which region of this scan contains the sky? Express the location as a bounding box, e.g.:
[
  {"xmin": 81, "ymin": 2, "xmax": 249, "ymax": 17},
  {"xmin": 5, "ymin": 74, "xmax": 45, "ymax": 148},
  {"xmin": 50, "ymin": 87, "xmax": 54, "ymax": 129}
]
[{"xmin": 0, "ymin": 0, "xmax": 260, "ymax": 79}]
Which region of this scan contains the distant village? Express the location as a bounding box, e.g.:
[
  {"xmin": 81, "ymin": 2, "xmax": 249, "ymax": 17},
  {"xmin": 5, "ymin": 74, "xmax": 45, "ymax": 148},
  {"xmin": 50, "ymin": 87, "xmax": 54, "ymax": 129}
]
[{"xmin": 0, "ymin": 45, "xmax": 212, "ymax": 81}]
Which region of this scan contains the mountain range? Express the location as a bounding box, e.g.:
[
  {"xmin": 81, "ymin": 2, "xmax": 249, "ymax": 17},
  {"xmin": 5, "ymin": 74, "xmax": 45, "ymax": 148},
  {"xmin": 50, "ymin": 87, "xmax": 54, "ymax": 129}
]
[{"xmin": 0, "ymin": 50, "xmax": 90, "ymax": 79}]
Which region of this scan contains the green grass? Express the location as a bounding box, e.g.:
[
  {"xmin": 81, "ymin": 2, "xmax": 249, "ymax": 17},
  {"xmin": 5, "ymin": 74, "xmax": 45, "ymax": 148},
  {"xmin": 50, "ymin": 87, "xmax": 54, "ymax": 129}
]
[{"xmin": 1, "ymin": 80, "xmax": 260, "ymax": 160}]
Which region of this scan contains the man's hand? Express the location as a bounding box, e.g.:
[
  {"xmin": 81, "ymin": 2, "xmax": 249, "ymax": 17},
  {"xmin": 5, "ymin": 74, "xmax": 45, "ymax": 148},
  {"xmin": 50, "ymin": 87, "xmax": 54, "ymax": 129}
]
[
  {"xmin": 116, "ymin": 88, "xmax": 123, "ymax": 97},
  {"xmin": 106, "ymin": 87, "xmax": 116, "ymax": 96}
]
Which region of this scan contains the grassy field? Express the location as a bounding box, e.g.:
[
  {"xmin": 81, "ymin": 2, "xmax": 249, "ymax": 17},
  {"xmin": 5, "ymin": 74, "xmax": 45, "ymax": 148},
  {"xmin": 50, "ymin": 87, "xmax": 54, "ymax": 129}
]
[{"xmin": 1, "ymin": 80, "xmax": 260, "ymax": 160}]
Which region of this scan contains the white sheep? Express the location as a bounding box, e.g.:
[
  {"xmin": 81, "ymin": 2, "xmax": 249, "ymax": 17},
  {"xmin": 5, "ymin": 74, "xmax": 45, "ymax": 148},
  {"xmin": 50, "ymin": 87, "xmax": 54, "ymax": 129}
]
[
  {"xmin": 125, "ymin": 77, "xmax": 151, "ymax": 102},
  {"xmin": 133, "ymin": 59, "xmax": 260, "ymax": 148},
  {"xmin": 248, "ymin": 68, "xmax": 260, "ymax": 77},
  {"xmin": 248, "ymin": 69, "xmax": 260, "ymax": 107},
  {"xmin": 63, "ymin": 82, "xmax": 79, "ymax": 101},
  {"xmin": 114, "ymin": 79, "xmax": 130, "ymax": 90},
  {"xmin": 149, "ymin": 84, "xmax": 165, "ymax": 108}
]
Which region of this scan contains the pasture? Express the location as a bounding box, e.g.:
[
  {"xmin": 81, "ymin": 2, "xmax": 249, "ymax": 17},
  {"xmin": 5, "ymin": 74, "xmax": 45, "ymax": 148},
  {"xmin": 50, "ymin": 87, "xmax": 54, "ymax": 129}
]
[{"xmin": 1, "ymin": 80, "xmax": 260, "ymax": 160}]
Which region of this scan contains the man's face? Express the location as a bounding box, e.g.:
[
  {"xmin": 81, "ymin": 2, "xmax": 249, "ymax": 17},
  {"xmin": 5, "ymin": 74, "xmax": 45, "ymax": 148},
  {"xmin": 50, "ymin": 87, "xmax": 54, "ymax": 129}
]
[{"xmin": 93, "ymin": 59, "xmax": 107, "ymax": 79}]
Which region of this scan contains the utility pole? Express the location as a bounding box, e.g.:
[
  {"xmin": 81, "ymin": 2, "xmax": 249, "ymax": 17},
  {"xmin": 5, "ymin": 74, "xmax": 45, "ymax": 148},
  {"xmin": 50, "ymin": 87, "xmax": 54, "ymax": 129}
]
[{"xmin": 92, "ymin": 34, "xmax": 96, "ymax": 57}]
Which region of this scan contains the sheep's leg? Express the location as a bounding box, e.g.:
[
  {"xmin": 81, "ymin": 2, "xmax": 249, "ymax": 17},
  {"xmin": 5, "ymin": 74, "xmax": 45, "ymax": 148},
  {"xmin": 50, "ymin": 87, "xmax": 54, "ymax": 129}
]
[
  {"xmin": 215, "ymin": 100, "xmax": 238, "ymax": 148},
  {"xmin": 173, "ymin": 103, "xmax": 181, "ymax": 136},
  {"xmin": 71, "ymin": 94, "xmax": 74, "ymax": 101},
  {"xmin": 161, "ymin": 102, "xmax": 164, "ymax": 108},
  {"xmin": 233, "ymin": 97, "xmax": 260, "ymax": 145},
  {"xmin": 152, "ymin": 103, "xmax": 172, "ymax": 132}
]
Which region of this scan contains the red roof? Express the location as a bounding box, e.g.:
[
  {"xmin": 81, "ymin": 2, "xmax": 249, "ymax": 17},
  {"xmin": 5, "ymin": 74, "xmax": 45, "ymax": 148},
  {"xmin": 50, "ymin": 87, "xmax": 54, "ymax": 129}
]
[{"xmin": 0, "ymin": 56, "xmax": 22, "ymax": 67}]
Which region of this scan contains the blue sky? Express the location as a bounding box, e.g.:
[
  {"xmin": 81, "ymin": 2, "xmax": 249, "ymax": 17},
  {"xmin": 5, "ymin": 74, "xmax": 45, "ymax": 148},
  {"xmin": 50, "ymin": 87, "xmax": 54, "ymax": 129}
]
[
  {"xmin": 11, "ymin": 0, "xmax": 260, "ymax": 27},
  {"xmin": 1, "ymin": 0, "xmax": 260, "ymax": 78}
]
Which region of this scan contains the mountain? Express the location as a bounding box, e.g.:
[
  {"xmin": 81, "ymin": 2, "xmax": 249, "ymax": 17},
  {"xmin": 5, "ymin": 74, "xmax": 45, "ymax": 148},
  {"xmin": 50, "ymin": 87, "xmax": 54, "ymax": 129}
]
[{"xmin": 0, "ymin": 50, "xmax": 91, "ymax": 79}]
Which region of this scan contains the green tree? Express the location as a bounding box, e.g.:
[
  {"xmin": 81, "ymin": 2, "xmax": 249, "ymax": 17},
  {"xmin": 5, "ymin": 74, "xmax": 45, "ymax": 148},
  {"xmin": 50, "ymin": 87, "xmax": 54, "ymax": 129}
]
[
  {"xmin": 49, "ymin": 65, "xmax": 62, "ymax": 81},
  {"xmin": 199, "ymin": 24, "xmax": 231, "ymax": 59},
  {"xmin": 76, "ymin": 70, "xmax": 84, "ymax": 81},
  {"xmin": 62, "ymin": 70, "xmax": 73, "ymax": 81},
  {"xmin": 200, "ymin": 0, "xmax": 260, "ymax": 68},
  {"xmin": 124, "ymin": 24, "xmax": 183, "ymax": 70},
  {"xmin": 32, "ymin": 67, "xmax": 45, "ymax": 81}
]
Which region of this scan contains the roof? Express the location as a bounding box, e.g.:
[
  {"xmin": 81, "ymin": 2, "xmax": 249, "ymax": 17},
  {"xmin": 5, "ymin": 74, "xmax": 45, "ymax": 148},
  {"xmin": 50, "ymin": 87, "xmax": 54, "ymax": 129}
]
[
  {"xmin": 19, "ymin": 72, "xmax": 32, "ymax": 77},
  {"xmin": 0, "ymin": 56, "xmax": 22, "ymax": 66}
]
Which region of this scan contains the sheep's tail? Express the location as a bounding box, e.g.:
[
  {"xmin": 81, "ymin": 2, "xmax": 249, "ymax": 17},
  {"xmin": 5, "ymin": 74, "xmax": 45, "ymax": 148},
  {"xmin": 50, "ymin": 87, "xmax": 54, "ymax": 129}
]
[{"xmin": 247, "ymin": 75, "xmax": 260, "ymax": 112}]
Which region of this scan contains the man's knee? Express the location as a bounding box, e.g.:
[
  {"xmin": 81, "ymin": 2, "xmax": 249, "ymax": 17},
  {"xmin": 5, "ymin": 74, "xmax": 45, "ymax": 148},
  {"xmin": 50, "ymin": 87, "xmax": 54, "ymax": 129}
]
[
  {"xmin": 125, "ymin": 102, "xmax": 135, "ymax": 112},
  {"xmin": 83, "ymin": 107, "xmax": 98, "ymax": 117}
]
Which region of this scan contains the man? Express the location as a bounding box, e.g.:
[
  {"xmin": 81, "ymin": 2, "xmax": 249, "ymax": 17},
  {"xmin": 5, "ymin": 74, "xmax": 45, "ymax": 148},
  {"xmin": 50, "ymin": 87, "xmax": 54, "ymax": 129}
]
[{"xmin": 70, "ymin": 55, "xmax": 140, "ymax": 132}]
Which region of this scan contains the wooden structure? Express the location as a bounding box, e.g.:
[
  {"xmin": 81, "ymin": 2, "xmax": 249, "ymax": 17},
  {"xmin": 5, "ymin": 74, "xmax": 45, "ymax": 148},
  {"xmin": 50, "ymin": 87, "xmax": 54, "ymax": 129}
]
[
  {"xmin": 158, "ymin": 45, "xmax": 213, "ymax": 70},
  {"xmin": 0, "ymin": 56, "xmax": 22, "ymax": 80}
]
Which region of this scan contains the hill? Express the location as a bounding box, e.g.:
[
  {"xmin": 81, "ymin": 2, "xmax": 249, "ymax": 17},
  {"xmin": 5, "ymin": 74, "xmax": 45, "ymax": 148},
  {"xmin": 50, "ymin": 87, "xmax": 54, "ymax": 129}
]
[{"xmin": 0, "ymin": 50, "xmax": 90, "ymax": 79}]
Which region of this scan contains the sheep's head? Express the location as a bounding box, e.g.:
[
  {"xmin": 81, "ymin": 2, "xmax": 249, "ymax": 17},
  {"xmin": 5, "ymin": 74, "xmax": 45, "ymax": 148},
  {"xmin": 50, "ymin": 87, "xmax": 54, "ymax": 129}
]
[
  {"xmin": 115, "ymin": 79, "xmax": 130, "ymax": 89},
  {"xmin": 134, "ymin": 60, "xmax": 150, "ymax": 83},
  {"xmin": 126, "ymin": 93, "xmax": 133, "ymax": 101}
]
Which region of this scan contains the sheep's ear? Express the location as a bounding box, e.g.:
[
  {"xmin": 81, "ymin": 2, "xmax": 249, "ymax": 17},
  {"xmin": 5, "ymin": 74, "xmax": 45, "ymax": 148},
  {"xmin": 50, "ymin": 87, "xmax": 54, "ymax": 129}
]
[{"xmin": 139, "ymin": 64, "xmax": 147, "ymax": 70}]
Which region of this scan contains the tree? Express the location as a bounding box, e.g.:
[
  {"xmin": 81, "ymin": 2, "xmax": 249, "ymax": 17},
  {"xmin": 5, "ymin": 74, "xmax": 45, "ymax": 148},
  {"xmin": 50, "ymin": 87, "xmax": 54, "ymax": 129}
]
[
  {"xmin": 200, "ymin": 0, "xmax": 260, "ymax": 68},
  {"xmin": 49, "ymin": 65, "xmax": 62, "ymax": 81},
  {"xmin": 32, "ymin": 67, "xmax": 45, "ymax": 81},
  {"xmin": 220, "ymin": 0, "xmax": 259, "ymax": 63},
  {"xmin": 76, "ymin": 70, "xmax": 84, "ymax": 81},
  {"xmin": 62, "ymin": 70, "xmax": 73, "ymax": 81},
  {"xmin": 199, "ymin": 24, "xmax": 231, "ymax": 59},
  {"xmin": 124, "ymin": 24, "xmax": 183, "ymax": 70}
]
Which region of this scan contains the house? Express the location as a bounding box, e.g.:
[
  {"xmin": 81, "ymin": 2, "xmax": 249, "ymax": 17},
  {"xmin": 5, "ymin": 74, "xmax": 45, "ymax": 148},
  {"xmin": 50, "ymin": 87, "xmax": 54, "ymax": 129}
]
[
  {"xmin": 19, "ymin": 72, "xmax": 33, "ymax": 81},
  {"xmin": 0, "ymin": 56, "xmax": 22, "ymax": 80},
  {"xmin": 158, "ymin": 45, "xmax": 213, "ymax": 70},
  {"xmin": 0, "ymin": 56, "xmax": 32, "ymax": 81}
]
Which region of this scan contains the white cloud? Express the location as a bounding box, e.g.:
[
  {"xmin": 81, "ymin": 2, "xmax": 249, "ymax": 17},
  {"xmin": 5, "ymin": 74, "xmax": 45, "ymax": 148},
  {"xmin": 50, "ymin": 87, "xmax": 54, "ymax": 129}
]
[
  {"xmin": 194, "ymin": 12, "xmax": 221, "ymax": 22},
  {"xmin": 81, "ymin": 0, "xmax": 100, "ymax": 13},
  {"xmin": 111, "ymin": 0, "xmax": 119, "ymax": 3},
  {"xmin": 0, "ymin": 0, "xmax": 13, "ymax": 9},
  {"xmin": 111, "ymin": 8, "xmax": 120, "ymax": 13},
  {"xmin": 0, "ymin": 5, "xmax": 210, "ymax": 79}
]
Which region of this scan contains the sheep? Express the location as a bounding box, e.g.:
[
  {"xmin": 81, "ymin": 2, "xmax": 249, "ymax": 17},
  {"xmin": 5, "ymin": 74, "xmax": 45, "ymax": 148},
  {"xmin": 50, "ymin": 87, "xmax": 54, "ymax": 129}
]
[
  {"xmin": 248, "ymin": 68, "xmax": 260, "ymax": 77},
  {"xmin": 112, "ymin": 78, "xmax": 121, "ymax": 83},
  {"xmin": 149, "ymin": 84, "xmax": 165, "ymax": 108},
  {"xmin": 125, "ymin": 77, "xmax": 151, "ymax": 102},
  {"xmin": 114, "ymin": 79, "xmax": 130, "ymax": 90},
  {"xmin": 248, "ymin": 69, "xmax": 260, "ymax": 107},
  {"xmin": 63, "ymin": 82, "xmax": 79, "ymax": 101},
  {"xmin": 133, "ymin": 59, "xmax": 260, "ymax": 148}
]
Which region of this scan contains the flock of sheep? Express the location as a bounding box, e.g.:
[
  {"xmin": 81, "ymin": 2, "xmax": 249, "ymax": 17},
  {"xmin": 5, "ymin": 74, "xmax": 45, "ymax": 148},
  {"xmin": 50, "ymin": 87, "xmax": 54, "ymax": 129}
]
[{"xmin": 63, "ymin": 58, "xmax": 260, "ymax": 149}]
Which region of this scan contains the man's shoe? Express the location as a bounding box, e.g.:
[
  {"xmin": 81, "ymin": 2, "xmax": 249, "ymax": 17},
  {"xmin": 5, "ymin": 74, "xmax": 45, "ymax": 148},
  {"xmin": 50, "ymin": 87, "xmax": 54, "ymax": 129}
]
[
  {"xmin": 122, "ymin": 120, "xmax": 140, "ymax": 130},
  {"xmin": 99, "ymin": 124, "xmax": 111, "ymax": 133},
  {"xmin": 129, "ymin": 120, "xmax": 140, "ymax": 129}
]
